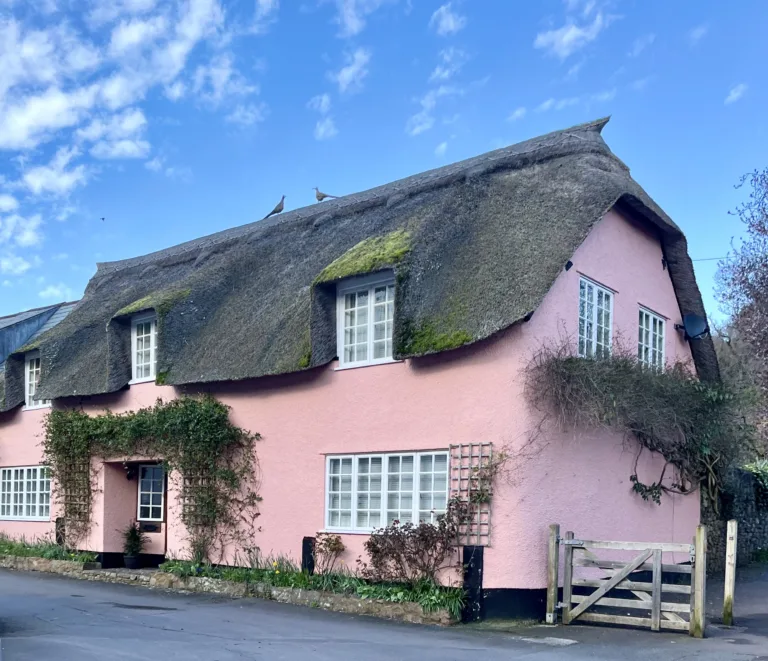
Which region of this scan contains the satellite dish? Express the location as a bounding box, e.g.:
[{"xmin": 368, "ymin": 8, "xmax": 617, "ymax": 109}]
[{"xmin": 676, "ymin": 314, "xmax": 709, "ymax": 341}]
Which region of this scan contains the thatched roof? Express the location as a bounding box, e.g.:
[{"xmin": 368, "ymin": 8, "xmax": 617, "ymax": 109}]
[{"xmin": 0, "ymin": 117, "xmax": 717, "ymax": 411}]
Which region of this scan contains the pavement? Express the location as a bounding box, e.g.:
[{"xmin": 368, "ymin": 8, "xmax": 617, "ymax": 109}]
[{"xmin": 1, "ymin": 568, "xmax": 768, "ymax": 660}]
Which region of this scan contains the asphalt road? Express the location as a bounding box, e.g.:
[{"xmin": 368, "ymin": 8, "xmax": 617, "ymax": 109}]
[{"xmin": 1, "ymin": 569, "xmax": 766, "ymax": 660}]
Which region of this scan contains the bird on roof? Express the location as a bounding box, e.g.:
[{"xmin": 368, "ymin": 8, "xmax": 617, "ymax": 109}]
[
  {"xmin": 263, "ymin": 195, "xmax": 285, "ymax": 220},
  {"xmin": 314, "ymin": 187, "xmax": 338, "ymax": 202}
]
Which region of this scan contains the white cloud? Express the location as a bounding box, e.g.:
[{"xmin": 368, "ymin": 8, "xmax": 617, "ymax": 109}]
[
  {"xmin": 99, "ymin": 71, "xmax": 148, "ymax": 109},
  {"xmin": 0, "ymin": 254, "xmax": 31, "ymax": 275},
  {"xmin": 507, "ymin": 107, "xmax": 526, "ymax": 121},
  {"xmin": 725, "ymin": 83, "xmax": 747, "ymax": 105},
  {"xmin": 689, "ymin": 24, "xmax": 708, "ymax": 46},
  {"xmin": 0, "ymin": 213, "xmax": 43, "ymax": 247},
  {"xmin": 39, "ymin": 282, "xmax": 74, "ymax": 300},
  {"xmin": 429, "ymin": 3, "xmax": 466, "ymax": 36},
  {"xmin": 406, "ymin": 85, "xmax": 461, "ymax": 136},
  {"xmin": 109, "ymin": 15, "xmax": 168, "ymax": 57},
  {"xmin": 164, "ymin": 80, "xmax": 186, "ymax": 100},
  {"xmin": 330, "ymin": 48, "xmax": 371, "ymax": 93},
  {"xmin": 308, "ymin": 93, "xmax": 332, "ymax": 114},
  {"xmin": 225, "ymin": 102, "xmax": 268, "ymax": 126},
  {"xmin": 565, "ymin": 59, "xmax": 585, "ymax": 80},
  {"xmin": 22, "ymin": 146, "xmax": 87, "ymax": 195},
  {"xmin": 628, "ymin": 33, "xmax": 654, "ymax": 57},
  {"xmin": 76, "ymin": 107, "xmax": 147, "ymax": 142},
  {"xmin": 534, "ymin": 12, "xmax": 608, "ymax": 60},
  {"xmin": 314, "ymin": 117, "xmax": 338, "ymax": 141},
  {"xmin": 144, "ymin": 156, "xmax": 164, "ymax": 171},
  {"xmin": 591, "ymin": 88, "xmax": 616, "ymax": 102},
  {"xmin": 91, "ymin": 138, "xmax": 150, "ymax": 159},
  {"xmin": 536, "ymin": 98, "xmax": 555, "ymax": 112},
  {"xmin": 333, "ymin": 0, "xmax": 389, "ymax": 38},
  {"xmin": 193, "ymin": 53, "xmax": 257, "ymax": 105},
  {"xmin": 429, "ymin": 47, "xmax": 468, "ymax": 83},
  {"xmin": 0, "ymin": 84, "xmax": 99, "ymax": 149},
  {"xmin": 630, "ymin": 76, "xmax": 653, "ymax": 91},
  {"xmin": 251, "ymin": 0, "xmax": 279, "ymax": 34},
  {"xmin": 434, "ymin": 141, "xmax": 447, "ymax": 156},
  {"xmin": 87, "ymin": 0, "xmax": 158, "ymax": 27},
  {"xmin": 0, "ymin": 194, "xmax": 19, "ymax": 212}
]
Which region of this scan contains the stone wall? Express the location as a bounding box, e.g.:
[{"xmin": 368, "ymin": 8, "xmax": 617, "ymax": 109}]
[
  {"xmin": 0, "ymin": 556, "xmax": 454, "ymax": 626},
  {"xmin": 704, "ymin": 469, "xmax": 768, "ymax": 573}
]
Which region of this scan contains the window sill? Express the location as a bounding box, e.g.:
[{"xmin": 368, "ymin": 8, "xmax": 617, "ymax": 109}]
[
  {"xmin": 129, "ymin": 377, "xmax": 156, "ymax": 385},
  {"xmin": 334, "ymin": 359, "xmax": 402, "ymax": 372},
  {"xmin": 320, "ymin": 528, "xmax": 375, "ymax": 536},
  {"xmin": 0, "ymin": 517, "xmax": 50, "ymax": 522},
  {"xmin": 22, "ymin": 404, "xmax": 51, "ymax": 411}
]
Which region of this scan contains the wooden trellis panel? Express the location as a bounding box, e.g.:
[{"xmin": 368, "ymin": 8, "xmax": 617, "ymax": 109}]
[{"xmin": 449, "ymin": 443, "xmax": 492, "ymax": 546}]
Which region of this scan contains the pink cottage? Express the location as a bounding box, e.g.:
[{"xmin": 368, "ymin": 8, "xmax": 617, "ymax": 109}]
[{"xmin": 0, "ymin": 118, "xmax": 717, "ymax": 619}]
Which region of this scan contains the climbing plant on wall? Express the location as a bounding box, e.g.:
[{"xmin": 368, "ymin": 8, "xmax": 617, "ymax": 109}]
[
  {"xmin": 43, "ymin": 396, "xmax": 261, "ymax": 561},
  {"xmin": 525, "ymin": 341, "xmax": 755, "ymax": 511}
]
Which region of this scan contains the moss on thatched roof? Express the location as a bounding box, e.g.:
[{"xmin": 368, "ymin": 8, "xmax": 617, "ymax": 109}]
[{"xmin": 0, "ymin": 117, "xmax": 717, "ymax": 410}]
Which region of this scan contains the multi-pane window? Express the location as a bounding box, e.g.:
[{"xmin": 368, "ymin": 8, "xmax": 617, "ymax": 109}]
[
  {"xmin": 578, "ymin": 277, "xmax": 613, "ymax": 358},
  {"xmin": 325, "ymin": 451, "xmax": 449, "ymax": 532},
  {"xmin": 138, "ymin": 465, "xmax": 164, "ymax": 521},
  {"xmin": 337, "ymin": 276, "xmax": 395, "ymax": 368},
  {"xmin": 638, "ymin": 308, "xmax": 665, "ymax": 370},
  {"xmin": 131, "ymin": 315, "xmax": 157, "ymax": 381},
  {"xmin": 25, "ymin": 354, "xmax": 50, "ymax": 409},
  {"xmin": 0, "ymin": 467, "xmax": 51, "ymax": 520}
]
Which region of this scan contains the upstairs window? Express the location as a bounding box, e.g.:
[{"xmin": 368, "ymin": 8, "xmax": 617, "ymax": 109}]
[
  {"xmin": 24, "ymin": 354, "xmax": 50, "ymax": 409},
  {"xmin": 131, "ymin": 315, "xmax": 157, "ymax": 382},
  {"xmin": 638, "ymin": 308, "xmax": 665, "ymax": 370},
  {"xmin": 578, "ymin": 277, "xmax": 613, "ymax": 359},
  {"xmin": 337, "ymin": 275, "xmax": 395, "ymax": 368}
]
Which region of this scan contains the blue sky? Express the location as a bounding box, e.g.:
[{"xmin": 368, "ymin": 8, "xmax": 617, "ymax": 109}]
[{"xmin": 0, "ymin": 0, "xmax": 765, "ymax": 319}]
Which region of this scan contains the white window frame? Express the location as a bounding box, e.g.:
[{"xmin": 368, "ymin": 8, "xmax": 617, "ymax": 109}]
[
  {"xmin": 24, "ymin": 352, "xmax": 50, "ymax": 410},
  {"xmin": 638, "ymin": 307, "xmax": 666, "ymax": 370},
  {"xmin": 130, "ymin": 314, "xmax": 158, "ymax": 383},
  {"xmin": 323, "ymin": 450, "xmax": 449, "ymax": 534},
  {"xmin": 137, "ymin": 464, "xmax": 165, "ymax": 522},
  {"xmin": 0, "ymin": 466, "xmax": 51, "ymax": 521},
  {"xmin": 578, "ymin": 276, "xmax": 614, "ymax": 359},
  {"xmin": 336, "ymin": 273, "xmax": 397, "ymax": 369}
]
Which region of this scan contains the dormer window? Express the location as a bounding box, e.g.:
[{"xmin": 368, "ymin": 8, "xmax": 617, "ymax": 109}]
[
  {"xmin": 24, "ymin": 353, "xmax": 50, "ymax": 409},
  {"xmin": 131, "ymin": 314, "xmax": 157, "ymax": 383},
  {"xmin": 336, "ymin": 274, "xmax": 396, "ymax": 368}
]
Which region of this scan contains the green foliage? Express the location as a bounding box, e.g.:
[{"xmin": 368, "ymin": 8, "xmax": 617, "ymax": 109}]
[
  {"xmin": 158, "ymin": 556, "xmax": 465, "ymax": 620},
  {"xmin": 122, "ymin": 521, "xmax": 148, "ymax": 556},
  {"xmin": 526, "ymin": 344, "xmax": 754, "ymax": 509},
  {"xmin": 0, "ymin": 533, "xmax": 97, "ymax": 563},
  {"xmin": 314, "ymin": 229, "xmax": 411, "ymax": 284},
  {"xmin": 43, "ymin": 396, "xmax": 261, "ymax": 560},
  {"xmin": 400, "ymin": 323, "xmax": 472, "ymax": 355},
  {"xmin": 115, "ymin": 288, "xmax": 191, "ymax": 318},
  {"xmin": 744, "ymin": 459, "xmax": 768, "ymax": 490}
]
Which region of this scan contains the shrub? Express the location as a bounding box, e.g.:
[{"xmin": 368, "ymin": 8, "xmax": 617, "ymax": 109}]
[
  {"xmin": 360, "ymin": 498, "xmax": 471, "ymax": 585},
  {"xmin": 0, "ymin": 533, "xmax": 97, "ymax": 563},
  {"xmin": 313, "ymin": 533, "xmax": 345, "ymax": 575},
  {"xmin": 744, "ymin": 459, "xmax": 768, "ymax": 490},
  {"xmin": 121, "ymin": 521, "xmax": 148, "ymax": 556}
]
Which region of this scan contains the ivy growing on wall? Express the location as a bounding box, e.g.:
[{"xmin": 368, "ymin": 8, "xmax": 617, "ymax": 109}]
[
  {"xmin": 525, "ymin": 341, "xmax": 755, "ymax": 511},
  {"xmin": 43, "ymin": 396, "xmax": 261, "ymax": 561}
]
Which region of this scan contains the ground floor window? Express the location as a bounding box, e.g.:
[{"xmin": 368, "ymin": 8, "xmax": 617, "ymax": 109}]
[
  {"xmin": 325, "ymin": 451, "xmax": 449, "ymax": 532},
  {"xmin": 0, "ymin": 466, "xmax": 51, "ymax": 520},
  {"xmin": 138, "ymin": 465, "xmax": 165, "ymax": 521}
]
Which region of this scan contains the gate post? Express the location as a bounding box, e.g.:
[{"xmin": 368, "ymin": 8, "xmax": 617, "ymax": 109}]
[
  {"xmin": 723, "ymin": 519, "xmax": 738, "ymax": 626},
  {"xmin": 690, "ymin": 524, "xmax": 707, "ymax": 638},
  {"xmin": 545, "ymin": 523, "xmax": 560, "ymax": 624}
]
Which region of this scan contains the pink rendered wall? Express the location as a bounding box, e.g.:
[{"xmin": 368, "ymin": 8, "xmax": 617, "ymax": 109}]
[{"xmin": 0, "ymin": 207, "xmax": 700, "ymax": 588}]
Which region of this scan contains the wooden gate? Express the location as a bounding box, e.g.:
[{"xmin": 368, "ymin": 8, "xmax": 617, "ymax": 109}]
[{"xmin": 546, "ymin": 524, "xmax": 707, "ymax": 637}]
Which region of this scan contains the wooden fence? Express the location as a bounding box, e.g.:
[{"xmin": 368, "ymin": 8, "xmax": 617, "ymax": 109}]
[{"xmin": 546, "ymin": 524, "xmax": 707, "ymax": 637}]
